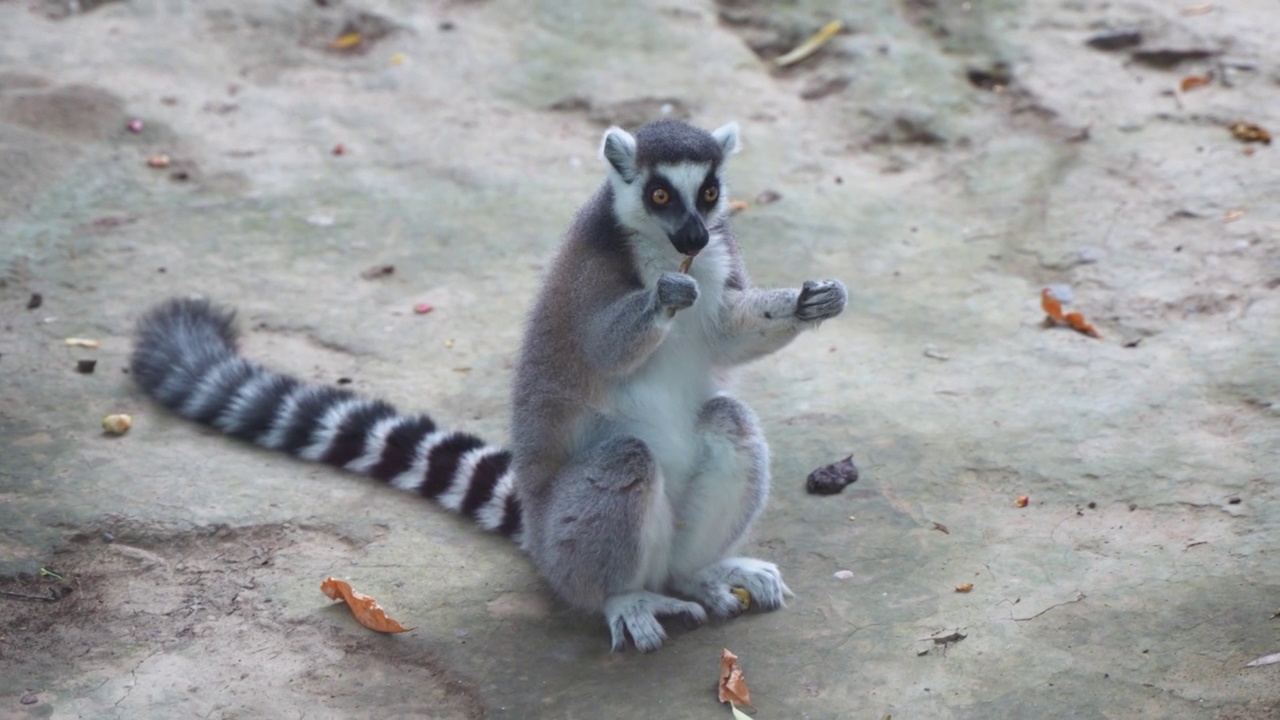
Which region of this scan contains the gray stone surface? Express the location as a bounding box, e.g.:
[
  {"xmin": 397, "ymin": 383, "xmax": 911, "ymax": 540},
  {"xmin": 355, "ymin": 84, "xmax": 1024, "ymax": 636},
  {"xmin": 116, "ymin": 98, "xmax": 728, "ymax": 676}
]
[{"xmin": 2, "ymin": 0, "xmax": 1277, "ymax": 717}]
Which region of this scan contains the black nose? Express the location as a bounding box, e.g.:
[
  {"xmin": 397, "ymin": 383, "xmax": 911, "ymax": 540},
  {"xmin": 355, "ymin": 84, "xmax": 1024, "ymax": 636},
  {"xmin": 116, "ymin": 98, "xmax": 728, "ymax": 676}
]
[{"xmin": 671, "ymin": 214, "xmax": 709, "ymax": 255}]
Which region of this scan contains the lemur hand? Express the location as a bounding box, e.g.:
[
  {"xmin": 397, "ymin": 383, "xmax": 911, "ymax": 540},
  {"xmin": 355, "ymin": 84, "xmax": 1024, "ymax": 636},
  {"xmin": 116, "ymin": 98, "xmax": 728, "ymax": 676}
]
[
  {"xmin": 656, "ymin": 272, "xmax": 699, "ymax": 313},
  {"xmin": 796, "ymin": 280, "xmax": 847, "ymax": 322}
]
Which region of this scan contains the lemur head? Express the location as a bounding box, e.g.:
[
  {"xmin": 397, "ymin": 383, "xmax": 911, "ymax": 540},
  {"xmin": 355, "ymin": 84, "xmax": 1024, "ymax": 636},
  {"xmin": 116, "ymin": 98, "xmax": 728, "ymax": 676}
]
[{"xmin": 600, "ymin": 119, "xmax": 741, "ymax": 257}]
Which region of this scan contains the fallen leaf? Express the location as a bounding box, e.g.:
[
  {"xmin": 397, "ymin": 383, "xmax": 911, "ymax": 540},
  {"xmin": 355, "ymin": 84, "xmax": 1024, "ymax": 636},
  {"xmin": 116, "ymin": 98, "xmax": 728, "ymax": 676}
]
[
  {"xmin": 1246, "ymin": 652, "xmax": 1280, "ymax": 668},
  {"xmin": 955, "ymin": 583, "xmax": 974, "ymax": 593},
  {"xmin": 680, "ymin": 254, "xmax": 695, "ymax": 273},
  {"xmin": 146, "ymin": 153, "xmax": 171, "ymax": 168},
  {"xmin": 360, "ymin": 264, "xmax": 395, "ymax": 280},
  {"xmin": 390, "ymin": 53, "xmax": 407, "ymax": 65},
  {"xmin": 1015, "ymin": 495, "xmax": 1030, "ymax": 508},
  {"xmin": 1041, "ymin": 288, "xmax": 1101, "ymax": 339},
  {"xmin": 932, "ymin": 521, "xmax": 950, "ymax": 534},
  {"xmin": 774, "ymin": 20, "xmax": 843, "ymax": 68},
  {"xmin": 320, "ymin": 577, "xmax": 414, "ymax": 633},
  {"xmin": 331, "ymin": 33, "xmax": 363, "ymax": 50},
  {"xmin": 1229, "ymin": 121, "xmax": 1272, "ymax": 145},
  {"xmin": 1223, "ymin": 208, "xmax": 1246, "ymax": 223},
  {"xmin": 718, "ymin": 648, "xmax": 751, "ymax": 707},
  {"xmin": 1179, "ymin": 74, "xmax": 1212, "ymax": 91}
]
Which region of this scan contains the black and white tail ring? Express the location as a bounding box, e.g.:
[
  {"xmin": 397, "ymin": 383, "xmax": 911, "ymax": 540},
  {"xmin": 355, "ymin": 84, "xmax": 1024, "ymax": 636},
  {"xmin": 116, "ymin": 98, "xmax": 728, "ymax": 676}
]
[{"xmin": 129, "ymin": 298, "xmax": 523, "ymax": 540}]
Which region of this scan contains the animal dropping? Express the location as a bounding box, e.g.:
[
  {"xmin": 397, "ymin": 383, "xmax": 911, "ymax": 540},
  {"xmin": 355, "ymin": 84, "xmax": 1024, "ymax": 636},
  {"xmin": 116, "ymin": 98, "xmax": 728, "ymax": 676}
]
[{"xmin": 126, "ymin": 120, "xmax": 848, "ymax": 652}]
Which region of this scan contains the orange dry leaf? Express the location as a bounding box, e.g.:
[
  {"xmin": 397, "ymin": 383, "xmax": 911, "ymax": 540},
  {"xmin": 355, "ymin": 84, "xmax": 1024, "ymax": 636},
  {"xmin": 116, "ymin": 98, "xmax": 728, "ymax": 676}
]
[
  {"xmin": 718, "ymin": 648, "xmax": 752, "ymax": 707},
  {"xmin": 1041, "ymin": 288, "xmax": 1102, "ymax": 339},
  {"xmin": 955, "ymin": 583, "xmax": 974, "ymax": 593},
  {"xmin": 320, "ymin": 577, "xmax": 414, "ymax": 633},
  {"xmin": 1179, "ymin": 74, "xmax": 1212, "ymax": 92}
]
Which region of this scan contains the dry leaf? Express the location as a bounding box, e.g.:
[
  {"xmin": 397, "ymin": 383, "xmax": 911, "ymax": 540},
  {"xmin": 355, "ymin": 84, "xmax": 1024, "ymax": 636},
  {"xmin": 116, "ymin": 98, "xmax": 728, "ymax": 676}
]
[
  {"xmin": 1041, "ymin": 288, "xmax": 1102, "ymax": 339},
  {"xmin": 1223, "ymin": 208, "xmax": 1246, "ymax": 223},
  {"xmin": 1229, "ymin": 121, "xmax": 1272, "ymax": 145},
  {"xmin": 64, "ymin": 337, "xmax": 100, "ymax": 349},
  {"xmin": 680, "ymin": 255, "xmax": 695, "ymax": 274},
  {"xmin": 1015, "ymin": 495, "xmax": 1030, "ymax": 508},
  {"xmin": 718, "ymin": 648, "xmax": 751, "ymax": 707},
  {"xmin": 331, "ymin": 33, "xmax": 363, "ymax": 50},
  {"xmin": 320, "ymin": 577, "xmax": 414, "ymax": 633},
  {"xmin": 1179, "ymin": 74, "xmax": 1212, "ymax": 91},
  {"xmin": 955, "ymin": 583, "xmax": 974, "ymax": 593},
  {"xmin": 146, "ymin": 154, "xmax": 171, "ymax": 169},
  {"xmin": 774, "ymin": 20, "xmax": 844, "ymax": 68}
]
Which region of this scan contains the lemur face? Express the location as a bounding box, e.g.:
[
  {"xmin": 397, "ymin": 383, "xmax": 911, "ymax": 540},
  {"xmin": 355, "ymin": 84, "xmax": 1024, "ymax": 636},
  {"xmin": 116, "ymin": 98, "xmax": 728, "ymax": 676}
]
[
  {"xmin": 600, "ymin": 120, "xmax": 741, "ymax": 258},
  {"xmin": 640, "ymin": 162, "xmax": 720, "ymax": 256}
]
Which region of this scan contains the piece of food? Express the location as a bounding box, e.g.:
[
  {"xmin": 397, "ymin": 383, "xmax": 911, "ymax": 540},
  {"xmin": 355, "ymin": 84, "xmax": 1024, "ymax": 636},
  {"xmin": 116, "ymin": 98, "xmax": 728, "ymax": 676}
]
[
  {"xmin": 102, "ymin": 414, "xmax": 132, "ymax": 435},
  {"xmin": 64, "ymin": 337, "xmax": 100, "ymax": 349},
  {"xmin": 773, "ymin": 20, "xmax": 843, "ymax": 68},
  {"xmin": 805, "ymin": 455, "xmax": 859, "ymax": 495},
  {"xmin": 955, "ymin": 583, "xmax": 974, "ymax": 593},
  {"xmin": 680, "ymin": 255, "xmax": 694, "ymax": 274},
  {"xmin": 718, "ymin": 648, "xmax": 751, "ymax": 707},
  {"xmin": 1015, "ymin": 495, "xmax": 1030, "ymax": 508},
  {"xmin": 730, "ymin": 587, "xmax": 751, "ymax": 611},
  {"xmin": 320, "ymin": 577, "xmax": 414, "ymax": 633}
]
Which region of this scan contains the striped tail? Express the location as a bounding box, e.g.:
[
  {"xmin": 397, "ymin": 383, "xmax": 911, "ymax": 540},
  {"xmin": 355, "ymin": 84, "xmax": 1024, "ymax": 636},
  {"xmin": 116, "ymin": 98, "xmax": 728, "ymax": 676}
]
[{"xmin": 129, "ymin": 297, "xmax": 523, "ymax": 540}]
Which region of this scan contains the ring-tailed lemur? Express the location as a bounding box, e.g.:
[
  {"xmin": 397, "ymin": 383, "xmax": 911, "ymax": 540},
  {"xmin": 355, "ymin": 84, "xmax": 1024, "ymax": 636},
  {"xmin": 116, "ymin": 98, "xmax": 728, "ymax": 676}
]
[{"xmin": 131, "ymin": 119, "xmax": 847, "ymax": 652}]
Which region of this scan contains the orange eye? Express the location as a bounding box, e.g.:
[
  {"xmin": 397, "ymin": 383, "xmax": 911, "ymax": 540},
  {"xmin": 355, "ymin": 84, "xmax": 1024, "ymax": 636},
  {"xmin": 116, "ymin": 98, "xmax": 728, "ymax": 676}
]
[
  {"xmin": 651, "ymin": 188, "xmax": 670, "ymax": 205},
  {"xmin": 703, "ymin": 186, "xmax": 719, "ymax": 203}
]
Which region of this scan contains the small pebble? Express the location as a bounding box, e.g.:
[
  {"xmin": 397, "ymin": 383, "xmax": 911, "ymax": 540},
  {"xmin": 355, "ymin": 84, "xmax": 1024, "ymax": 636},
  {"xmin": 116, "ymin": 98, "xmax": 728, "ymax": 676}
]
[
  {"xmin": 27, "ymin": 292, "xmax": 43, "ymax": 310},
  {"xmin": 126, "ymin": 118, "xmax": 144, "ymax": 133},
  {"xmin": 833, "ymin": 570, "xmax": 854, "ymax": 580},
  {"xmin": 413, "ymin": 303, "xmax": 434, "ymax": 315},
  {"xmin": 102, "ymin": 532, "xmax": 115, "ymax": 543},
  {"xmin": 305, "ymin": 214, "xmax": 335, "ymax": 227},
  {"xmin": 20, "ymin": 693, "xmax": 37, "ymax": 705},
  {"xmin": 76, "ymin": 359, "xmax": 97, "ymax": 374},
  {"xmin": 1228, "ymin": 497, "xmax": 1241, "ymax": 505},
  {"xmin": 332, "ymin": 143, "xmax": 346, "ymax": 156}
]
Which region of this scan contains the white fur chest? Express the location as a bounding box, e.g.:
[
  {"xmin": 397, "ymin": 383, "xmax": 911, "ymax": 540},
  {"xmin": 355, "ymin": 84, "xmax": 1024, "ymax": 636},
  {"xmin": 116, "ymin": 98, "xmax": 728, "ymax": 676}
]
[{"xmin": 605, "ymin": 235, "xmax": 731, "ymax": 491}]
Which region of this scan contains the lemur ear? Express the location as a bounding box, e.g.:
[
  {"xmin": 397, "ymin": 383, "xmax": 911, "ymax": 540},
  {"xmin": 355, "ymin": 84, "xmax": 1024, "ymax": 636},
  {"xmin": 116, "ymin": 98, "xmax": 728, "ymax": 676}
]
[
  {"xmin": 600, "ymin": 127, "xmax": 639, "ymax": 183},
  {"xmin": 711, "ymin": 122, "xmax": 741, "ymax": 157}
]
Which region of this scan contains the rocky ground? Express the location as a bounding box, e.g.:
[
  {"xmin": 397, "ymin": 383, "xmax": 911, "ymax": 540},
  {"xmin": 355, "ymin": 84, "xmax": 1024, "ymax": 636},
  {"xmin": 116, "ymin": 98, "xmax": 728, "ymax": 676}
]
[{"xmin": 2, "ymin": 0, "xmax": 1277, "ymax": 718}]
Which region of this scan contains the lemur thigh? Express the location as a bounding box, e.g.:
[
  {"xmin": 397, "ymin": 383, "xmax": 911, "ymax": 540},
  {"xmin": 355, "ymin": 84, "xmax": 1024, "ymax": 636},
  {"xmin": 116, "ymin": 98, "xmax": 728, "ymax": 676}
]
[
  {"xmin": 668, "ymin": 396, "xmax": 789, "ymax": 618},
  {"xmin": 529, "ymin": 435, "xmax": 705, "ymax": 651},
  {"xmin": 717, "ymin": 280, "xmax": 847, "ymax": 366}
]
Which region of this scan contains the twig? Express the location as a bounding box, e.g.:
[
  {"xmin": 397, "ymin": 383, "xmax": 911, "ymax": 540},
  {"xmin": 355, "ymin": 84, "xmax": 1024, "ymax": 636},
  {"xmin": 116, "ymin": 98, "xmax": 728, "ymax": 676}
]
[
  {"xmin": 1, "ymin": 590, "xmax": 56, "ymax": 602},
  {"xmin": 1012, "ymin": 592, "xmax": 1086, "ymax": 621}
]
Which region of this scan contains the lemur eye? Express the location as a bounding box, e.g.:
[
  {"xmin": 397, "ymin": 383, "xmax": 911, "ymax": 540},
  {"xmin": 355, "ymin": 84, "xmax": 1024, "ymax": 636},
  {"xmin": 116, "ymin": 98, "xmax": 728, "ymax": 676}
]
[
  {"xmin": 651, "ymin": 188, "xmax": 670, "ymax": 205},
  {"xmin": 702, "ymin": 186, "xmax": 719, "ymax": 203}
]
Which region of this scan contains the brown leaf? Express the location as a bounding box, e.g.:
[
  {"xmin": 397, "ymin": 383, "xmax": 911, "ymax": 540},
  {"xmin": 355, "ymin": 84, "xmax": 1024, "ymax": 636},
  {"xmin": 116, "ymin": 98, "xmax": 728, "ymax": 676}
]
[
  {"xmin": 955, "ymin": 583, "xmax": 974, "ymax": 593},
  {"xmin": 1015, "ymin": 495, "xmax": 1030, "ymax": 508},
  {"xmin": 1041, "ymin": 288, "xmax": 1102, "ymax": 339},
  {"xmin": 320, "ymin": 577, "xmax": 414, "ymax": 633},
  {"xmin": 1179, "ymin": 74, "xmax": 1212, "ymax": 91},
  {"xmin": 1229, "ymin": 121, "xmax": 1272, "ymax": 145},
  {"xmin": 718, "ymin": 648, "xmax": 751, "ymax": 707}
]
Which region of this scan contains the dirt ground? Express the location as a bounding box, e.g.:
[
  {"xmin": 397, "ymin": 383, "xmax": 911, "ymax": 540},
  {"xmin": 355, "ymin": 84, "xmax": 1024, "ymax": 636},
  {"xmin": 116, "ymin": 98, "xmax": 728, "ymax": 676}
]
[{"xmin": 2, "ymin": 0, "xmax": 1278, "ymax": 718}]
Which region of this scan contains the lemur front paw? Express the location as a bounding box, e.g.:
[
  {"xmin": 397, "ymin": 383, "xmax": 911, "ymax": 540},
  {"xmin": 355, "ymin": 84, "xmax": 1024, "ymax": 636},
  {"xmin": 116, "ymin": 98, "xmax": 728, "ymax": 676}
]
[
  {"xmin": 796, "ymin": 279, "xmax": 847, "ymax": 322},
  {"xmin": 656, "ymin": 272, "xmax": 699, "ymax": 313}
]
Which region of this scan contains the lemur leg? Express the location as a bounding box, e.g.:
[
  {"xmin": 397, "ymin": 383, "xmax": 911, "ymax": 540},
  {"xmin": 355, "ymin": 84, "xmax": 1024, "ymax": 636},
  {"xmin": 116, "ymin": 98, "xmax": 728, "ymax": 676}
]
[
  {"xmin": 668, "ymin": 396, "xmax": 792, "ymax": 619},
  {"xmin": 530, "ymin": 435, "xmax": 705, "ymax": 652},
  {"xmin": 717, "ymin": 280, "xmax": 847, "ymax": 366}
]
